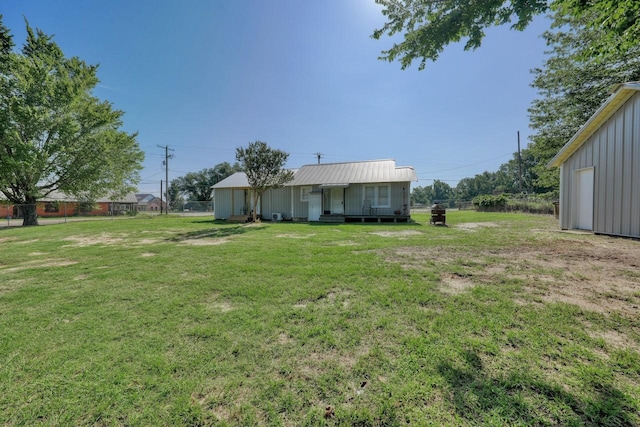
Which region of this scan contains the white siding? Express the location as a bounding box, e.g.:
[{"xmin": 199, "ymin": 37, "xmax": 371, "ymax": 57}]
[
  {"xmin": 560, "ymin": 92, "xmax": 640, "ymax": 237},
  {"xmin": 261, "ymin": 187, "xmax": 291, "ymax": 220},
  {"xmin": 213, "ymin": 188, "xmax": 250, "ymax": 219}
]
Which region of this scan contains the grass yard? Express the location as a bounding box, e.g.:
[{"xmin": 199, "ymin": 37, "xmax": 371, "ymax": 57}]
[{"xmin": 1, "ymin": 211, "xmax": 639, "ymax": 426}]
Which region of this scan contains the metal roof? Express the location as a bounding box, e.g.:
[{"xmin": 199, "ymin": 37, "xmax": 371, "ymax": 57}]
[
  {"xmin": 212, "ymin": 172, "xmax": 250, "ymax": 189},
  {"xmin": 212, "ymin": 160, "xmax": 417, "ymax": 189},
  {"xmin": 291, "ymin": 159, "xmax": 416, "ymax": 186},
  {"xmin": 548, "ymin": 82, "xmax": 640, "ymax": 168}
]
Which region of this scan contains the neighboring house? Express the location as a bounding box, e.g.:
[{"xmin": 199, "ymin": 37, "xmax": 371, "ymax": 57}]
[
  {"xmin": 212, "ymin": 159, "xmax": 418, "ymax": 223},
  {"xmin": 548, "ymin": 82, "xmax": 640, "ymax": 238},
  {"xmin": 1, "ymin": 191, "xmax": 138, "ymax": 218},
  {"xmin": 135, "ymin": 193, "xmax": 165, "ymax": 212}
]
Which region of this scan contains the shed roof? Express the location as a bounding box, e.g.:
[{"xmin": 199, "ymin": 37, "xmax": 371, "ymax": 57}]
[
  {"xmin": 212, "ymin": 171, "xmax": 251, "ymax": 189},
  {"xmin": 547, "ymin": 82, "xmax": 640, "ymax": 168},
  {"xmin": 212, "ymin": 160, "xmax": 417, "ymax": 189}
]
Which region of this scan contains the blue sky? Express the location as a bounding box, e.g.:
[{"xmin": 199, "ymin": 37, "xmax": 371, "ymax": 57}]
[{"xmin": 4, "ymin": 0, "xmax": 551, "ymax": 195}]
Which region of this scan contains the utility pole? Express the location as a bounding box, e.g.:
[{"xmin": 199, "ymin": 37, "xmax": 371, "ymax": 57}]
[
  {"xmin": 315, "ymin": 152, "xmax": 322, "ymax": 164},
  {"xmin": 158, "ymin": 145, "xmax": 174, "ymax": 214},
  {"xmin": 160, "ymin": 180, "xmax": 163, "ymax": 214},
  {"xmin": 517, "ymin": 131, "xmax": 523, "ymax": 193}
]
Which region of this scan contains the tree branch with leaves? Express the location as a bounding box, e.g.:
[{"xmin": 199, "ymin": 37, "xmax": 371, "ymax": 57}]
[
  {"xmin": 235, "ymin": 141, "xmax": 294, "ymax": 222},
  {"xmin": 0, "ymin": 17, "xmax": 143, "ymax": 225},
  {"xmin": 371, "ymin": 0, "xmax": 640, "ymax": 70}
]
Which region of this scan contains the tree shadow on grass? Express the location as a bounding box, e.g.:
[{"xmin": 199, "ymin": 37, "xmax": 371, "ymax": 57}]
[
  {"xmin": 438, "ymin": 350, "xmax": 638, "ymax": 426},
  {"xmin": 167, "ymin": 224, "xmax": 264, "ymax": 242},
  {"xmin": 188, "ymin": 219, "xmax": 227, "ymax": 225}
]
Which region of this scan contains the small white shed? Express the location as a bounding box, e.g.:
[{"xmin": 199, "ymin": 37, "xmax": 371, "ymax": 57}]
[{"xmin": 548, "ymin": 82, "xmax": 640, "ymax": 238}]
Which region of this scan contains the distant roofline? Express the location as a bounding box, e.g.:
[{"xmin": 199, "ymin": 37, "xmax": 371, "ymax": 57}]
[{"xmin": 298, "ymin": 159, "xmax": 396, "ymax": 167}]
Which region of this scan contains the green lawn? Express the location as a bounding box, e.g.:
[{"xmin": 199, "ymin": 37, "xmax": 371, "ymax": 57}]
[{"xmin": 1, "ymin": 211, "xmax": 639, "ymax": 426}]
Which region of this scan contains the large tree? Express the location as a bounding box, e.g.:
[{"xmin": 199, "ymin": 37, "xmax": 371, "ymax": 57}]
[
  {"xmin": 411, "ymin": 179, "xmax": 455, "ymax": 207},
  {"xmin": 442, "ymin": 3, "xmax": 640, "ymax": 194},
  {"xmin": 235, "ymin": 141, "xmax": 294, "ymax": 222},
  {"xmin": 371, "ymin": 0, "xmax": 640, "ymax": 70},
  {"xmin": 527, "ymin": 9, "xmax": 640, "ymax": 191},
  {"xmin": 0, "ymin": 18, "xmax": 143, "ymax": 225},
  {"xmin": 170, "ymin": 162, "xmax": 242, "ymax": 204}
]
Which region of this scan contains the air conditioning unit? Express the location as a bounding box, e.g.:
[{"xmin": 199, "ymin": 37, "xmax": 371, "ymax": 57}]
[{"xmin": 272, "ymin": 212, "xmax": 283, "ymax": 221}]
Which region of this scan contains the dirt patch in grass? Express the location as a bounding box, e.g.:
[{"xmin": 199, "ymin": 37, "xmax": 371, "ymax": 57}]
[
  {"xmin": 0, "ymin": 237, "xmax": 16, "ymax": 243},
  {"xmin": 337, "ymin": 240, "xmax": 360, "ymax": 246},
  {"xmin": 588, "ymin": 328, "xmax": 637, "ymax": 351},
  {"xmin": 63, "ymin": 233, "xmax": 126, "ymax": 247},
  {"xmin": 277, "ymin": 332, "xmax": 294, "ymax": 345},
  {"xmin": 179, "ymin": 238, "xmax": 231, "ymax": 246},
  {"xmin": 276, "ymin": 233, "xmax": 316, "ymax": 239},
  {"xmin": 207, "ymin": 301, "xmax": 233, "ymax": 312},
  {"xmin": 135, "ymin": 238, "xmax": 160, "ymax": 245},
  {"xmin": 140, "ymin": 252, "xmax": 156, "ymax": 257},
  {"xmin": 502, "ymin": 238, "xmax": 640, "ymax": 319},
  {"xmin": 371, "ymin": 230, "xmax": 423, "ymax": 238},
  {"xmin": 385, "ymin": 236, "xmax": 640, "ymax": 319},
  {"xmin": 439, "ymin": 273, "xmax": 476, "ymax": 295},
  {"xmin": 202, "ymin": 294, "xmax": 234, "ymax": 312},
  {"xmin": 0, "ymin": 258, "xmax": 78, "ymax": 273},
  {"xmin": 454, "ymin": 222, "xmax": 499, "ymax": 232}
]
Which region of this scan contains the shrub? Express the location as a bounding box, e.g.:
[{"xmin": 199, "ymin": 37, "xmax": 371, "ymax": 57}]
[{"xmin": 472, "ymin": 194, "xmax": 508, "ymax": 211}]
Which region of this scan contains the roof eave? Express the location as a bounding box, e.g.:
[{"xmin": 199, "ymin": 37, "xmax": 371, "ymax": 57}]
[{"xmin": 547, "ymin": 82, "xmax": 640, "ymax": 169}]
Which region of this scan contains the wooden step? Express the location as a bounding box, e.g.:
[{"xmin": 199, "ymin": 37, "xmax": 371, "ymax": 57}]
[{"xmin": 227, "ymin": 215, "xmax": 251, "ymax": 223}]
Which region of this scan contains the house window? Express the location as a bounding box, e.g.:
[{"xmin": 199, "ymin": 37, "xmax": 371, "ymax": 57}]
[
  {"xmin": 44, "ymin": 202, "xmax": 59, "ymax": 213},
  {"xmin": 300, "ymin": 186, "xmax": 312, "ymax": 202},
  {"xmin": 378, "ymin": 185, "xmax": 389, "ymax": 206},
  {"xmin": 363, "ymin": 185, "xmax": 391, "ymax": 208}
]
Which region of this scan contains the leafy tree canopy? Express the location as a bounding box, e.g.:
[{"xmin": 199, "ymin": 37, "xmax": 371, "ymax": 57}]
[
  {"xmin": 372, "ymin": 0, "xmax": 547, "ymax": 69},
  {"xmin": 171, "ymin": 162, "xmax": 242, "ymax": 203},
  {"xmin": 411, "ymin": 179, "xmax": 454, "ymax": 206},
  {"xmin": 443, "ymin": 4, "xmax": 640, "ymax": 195},
  {"xmin": 372, "ymin": 0, "xmax": 639, "ymax": 70},
  {"xmin": 235, "ymin": 141, "xmax": 294, "ymax": 222},
  {"xmin": 0, "ymin": 17, "xmax": 144, "ymax": 225},
  {"xmin": 527, "ymin": 8, "xmax": 640, "ymax": 191}
]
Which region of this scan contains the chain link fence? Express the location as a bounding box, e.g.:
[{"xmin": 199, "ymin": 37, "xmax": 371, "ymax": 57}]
[
  {"xmin": 1, "ymin": 200, "xmax": 216, "ymax": 227},
  {"xmin": 1, "ymin": 201, "xmax": 141, "ymax": 227},
  {"xmin": 166, "ymin": 201, "xmax": 214, "ymax": 214}
]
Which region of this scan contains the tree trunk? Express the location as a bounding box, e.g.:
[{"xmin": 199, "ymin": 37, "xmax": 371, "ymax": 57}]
[
  {"xmin": 22, "ymin": 197, "xmax": 39, "ymax": 226},
  {"xmin": 252, "ymin": 192, "xmax": 260, "ymax": 222}
]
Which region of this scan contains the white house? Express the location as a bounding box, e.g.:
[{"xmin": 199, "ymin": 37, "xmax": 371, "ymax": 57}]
[{"xmin": 212, "ymin": 159, "xmax": 418, "ymax": 223}]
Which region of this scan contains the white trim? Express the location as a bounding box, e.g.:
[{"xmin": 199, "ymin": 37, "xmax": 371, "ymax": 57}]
[
  {"xmin": 548, "ymin": 83, "xmax": 640, "ymax": 168},
  {"xmin": 363, "ymin": 184, "xmax": 391, "ymax": 208},
  {"xmin": 300, "ymin": 186, "xmax": 312, "ymax": 202}
]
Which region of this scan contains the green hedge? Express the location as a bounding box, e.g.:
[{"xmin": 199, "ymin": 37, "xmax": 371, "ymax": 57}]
[{"xmin": 473, "ymin": 194, "xmax": 555, "ymax": 214}]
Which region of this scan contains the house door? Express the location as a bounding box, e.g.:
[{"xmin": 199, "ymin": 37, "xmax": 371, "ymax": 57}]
[
  {"xmin": 330, "ymin": 188, "xmax": 344, "ymax": 215},
  {"xmin": 308, "ymin": 193, "xmax": 322, "ymax": 221},
  {"xmin": 575, "ymin": 168, "xmax": 594, "ymax": 230}
]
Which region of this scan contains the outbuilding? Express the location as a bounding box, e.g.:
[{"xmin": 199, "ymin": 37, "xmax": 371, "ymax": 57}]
[{"xmin": 547, "ymin": 82, "xmax": 640, "ymax": 238}]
